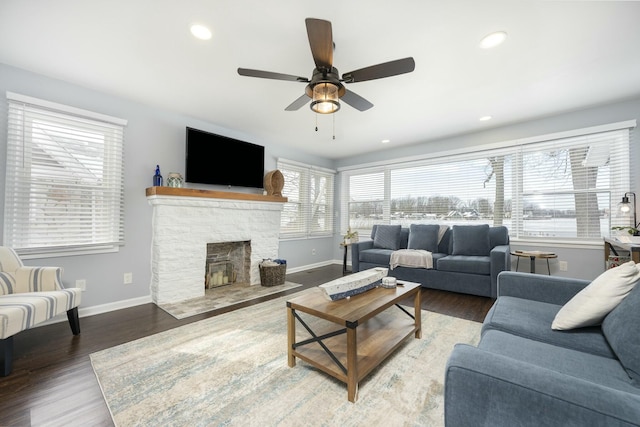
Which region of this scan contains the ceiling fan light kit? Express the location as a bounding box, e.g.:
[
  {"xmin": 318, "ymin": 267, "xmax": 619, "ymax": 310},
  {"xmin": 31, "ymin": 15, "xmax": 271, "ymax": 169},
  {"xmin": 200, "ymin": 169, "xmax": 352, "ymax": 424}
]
[
  {"xmin": 311, "ymin": 82, "xmax": 340, "ymax": 114},
  {"xmin": 238, "ymin": 18, "xmax": 415, "ymax": 116}
]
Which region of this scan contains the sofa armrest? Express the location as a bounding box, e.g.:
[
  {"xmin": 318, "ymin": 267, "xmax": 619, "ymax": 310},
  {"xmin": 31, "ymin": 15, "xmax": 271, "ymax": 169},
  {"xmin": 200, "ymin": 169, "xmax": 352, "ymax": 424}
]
[
  {"xmin": 489, "ymin": 245, "xmax": 511, "ymax": 298},
  {"xmin": 14, "ymin": 266, "xmax": 64, "ymax": 293},
  {"xmin": 445, "ymin": 344, "xmax": 640, "ymax": 427},
  {"xmin": 350, "ymin": 240, "xmax": 374, "ymax": 273},
  {"xmin": 497, "ymin": 271, "xmax": 590, "ymax": 306}
]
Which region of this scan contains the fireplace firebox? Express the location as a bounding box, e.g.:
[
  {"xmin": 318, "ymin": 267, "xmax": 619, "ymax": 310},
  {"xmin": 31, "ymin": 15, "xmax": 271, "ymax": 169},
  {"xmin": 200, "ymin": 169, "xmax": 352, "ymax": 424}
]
[{"xmin": 205, "ymin": 241, "xmax": 251, "ymax": 289}]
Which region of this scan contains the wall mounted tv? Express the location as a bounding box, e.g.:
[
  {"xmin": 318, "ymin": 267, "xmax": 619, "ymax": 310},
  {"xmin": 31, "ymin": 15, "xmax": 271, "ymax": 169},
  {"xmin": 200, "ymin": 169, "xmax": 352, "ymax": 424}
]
[{"xmin": 185, "ymin": 127, "xmax": 265, "ymax": 189}]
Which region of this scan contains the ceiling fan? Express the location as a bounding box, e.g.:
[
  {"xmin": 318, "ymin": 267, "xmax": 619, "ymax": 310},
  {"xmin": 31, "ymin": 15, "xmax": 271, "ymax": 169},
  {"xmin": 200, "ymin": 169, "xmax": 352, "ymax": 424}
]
[{"xmin": 238, "ymin": 18, "xmax": 415, "ymax": 114}]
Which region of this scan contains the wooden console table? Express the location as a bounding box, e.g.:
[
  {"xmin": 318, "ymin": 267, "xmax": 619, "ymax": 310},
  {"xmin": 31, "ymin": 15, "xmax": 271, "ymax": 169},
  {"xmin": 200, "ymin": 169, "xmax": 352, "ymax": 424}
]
[{"xmin": 603, "ymin": 237, "xmax": 640, "ymax": 266}]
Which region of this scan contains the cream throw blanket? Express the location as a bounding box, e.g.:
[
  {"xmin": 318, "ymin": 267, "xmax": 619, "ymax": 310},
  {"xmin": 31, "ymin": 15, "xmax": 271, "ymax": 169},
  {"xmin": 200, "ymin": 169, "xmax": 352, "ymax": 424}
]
[
  {"xmin": 389, "ymin": 225, "xmax": 449, "ymax": 270},
  {"xmin": 390, "ymin": 249, "xmax": 433, "ymax": 270}
]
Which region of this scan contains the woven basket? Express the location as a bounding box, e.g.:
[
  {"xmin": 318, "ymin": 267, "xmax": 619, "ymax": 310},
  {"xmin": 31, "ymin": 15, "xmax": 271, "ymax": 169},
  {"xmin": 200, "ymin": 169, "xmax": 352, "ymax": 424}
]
[{"xmin": 259, "ymin": 264, "xmax": 286, "ymax": 287}]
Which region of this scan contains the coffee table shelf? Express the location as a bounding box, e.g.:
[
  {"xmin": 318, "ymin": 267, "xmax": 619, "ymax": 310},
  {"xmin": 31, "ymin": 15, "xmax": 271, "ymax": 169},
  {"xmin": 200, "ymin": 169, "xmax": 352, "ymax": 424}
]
[{"xmin": 286, "ymin": 282, "xmax": 421, "ymax": 402}]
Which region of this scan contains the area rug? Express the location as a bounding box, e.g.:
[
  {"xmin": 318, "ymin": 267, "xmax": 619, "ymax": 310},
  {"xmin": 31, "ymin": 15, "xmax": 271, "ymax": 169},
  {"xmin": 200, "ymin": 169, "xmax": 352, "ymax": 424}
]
[
  {"xmin": 157, "ymin": 281, "xmax": 302, "ymax": 319},
  {"xmin": 91, "ymin": 290, "xmax": 481, "ymax": 427}
]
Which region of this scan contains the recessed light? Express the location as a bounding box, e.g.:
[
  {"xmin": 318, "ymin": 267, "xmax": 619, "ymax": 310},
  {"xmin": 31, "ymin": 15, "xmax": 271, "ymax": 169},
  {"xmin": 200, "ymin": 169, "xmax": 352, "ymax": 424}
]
[
  {"xmin": 479, "ymin": 116, "xmax": 492, "ymax": 121},
  {"xmin": 381, "ymin": 139, "xmax": 391, "ymax": 144},
  {"xmin": 479, "ymin": 31, "xmax": 507, "ymax": 49},
  {"xmin": 190, "ymin": 24, "xmax": 212, "ymax": 40}
]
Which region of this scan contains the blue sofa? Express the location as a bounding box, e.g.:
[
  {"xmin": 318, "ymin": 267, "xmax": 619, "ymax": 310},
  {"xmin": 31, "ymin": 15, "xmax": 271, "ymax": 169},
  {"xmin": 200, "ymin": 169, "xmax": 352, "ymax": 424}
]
[
  {"xmin": 350, "ymin": 224, "xmax": 510, "ymax": 298},
  {"xmin": 445, "ymin": 271, "xmax": 640, "ymax": 426}
]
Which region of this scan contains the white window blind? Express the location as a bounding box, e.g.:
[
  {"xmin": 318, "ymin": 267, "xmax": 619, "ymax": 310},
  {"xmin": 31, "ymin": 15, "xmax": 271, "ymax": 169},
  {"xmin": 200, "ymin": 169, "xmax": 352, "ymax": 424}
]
[
  {"xmin": 278, "ymin": 159, "xmax": 335, "ymax": 239},
  {"xmin": 342, "ymin": 123, "xmax": 634, "ymax": 244},
  {"xmin": 517, "ymin": 129, "xmax": 629, "ymax": 240},
  {"xmin": 346, "ymin": 170, "xmax": 385, "ymax": 238},
  {"xmin": 4, "ymin": 93, "xmax": 127, "ymax": 256}
]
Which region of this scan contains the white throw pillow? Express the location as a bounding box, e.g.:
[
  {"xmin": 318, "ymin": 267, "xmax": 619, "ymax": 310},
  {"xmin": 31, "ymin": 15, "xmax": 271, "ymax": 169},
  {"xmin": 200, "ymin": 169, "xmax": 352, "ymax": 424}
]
[{"xmin": 552, "ymin": 261, "xmax": 640, "ymax": 330}]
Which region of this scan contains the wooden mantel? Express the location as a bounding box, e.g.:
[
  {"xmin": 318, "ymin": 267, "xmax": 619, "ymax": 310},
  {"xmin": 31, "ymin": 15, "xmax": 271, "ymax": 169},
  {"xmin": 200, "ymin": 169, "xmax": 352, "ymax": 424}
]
[{"xmin": 145, "ymin": 186, "xmax": 287, "ymax": 203}]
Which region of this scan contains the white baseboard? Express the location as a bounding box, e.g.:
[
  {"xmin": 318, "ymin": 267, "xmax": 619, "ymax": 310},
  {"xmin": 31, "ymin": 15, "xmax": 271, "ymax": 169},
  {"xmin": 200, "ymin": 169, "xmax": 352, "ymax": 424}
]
[
  {"xmin": 286, "ymin": 259, "xmax": 341, "ymax": 273},
  {"xmin": 78, "ymin": 295, "xmax": 153, "ymax": 318},
  {"xmin": 37, "ymin": 261, "xmax": 344, "ymax": 325},
  {"xmin": 37, "ymin": 295, "xmax": 153, "ymax": 326}
]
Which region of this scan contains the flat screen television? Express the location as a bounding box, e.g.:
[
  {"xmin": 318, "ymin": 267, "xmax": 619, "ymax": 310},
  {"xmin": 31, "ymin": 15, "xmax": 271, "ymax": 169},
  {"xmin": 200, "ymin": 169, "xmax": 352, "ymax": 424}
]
[{"xmin": 185, "ymin": 127, "xmax": 265, "ymax": 189}]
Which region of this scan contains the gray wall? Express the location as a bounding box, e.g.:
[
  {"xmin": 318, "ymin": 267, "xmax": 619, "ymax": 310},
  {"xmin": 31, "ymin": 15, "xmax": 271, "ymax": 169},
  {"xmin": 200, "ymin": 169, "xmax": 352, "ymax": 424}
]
[
  {"xmin": 2, "ymin": 62, "xmax": 639, "ymax": 314},
  {"xmin": 334, "ymin": 96, "xmax": 640, "ymax": 281},
  {"xmin": 0, "ymin": 63, "xmax": 334, "ymax": 313}
]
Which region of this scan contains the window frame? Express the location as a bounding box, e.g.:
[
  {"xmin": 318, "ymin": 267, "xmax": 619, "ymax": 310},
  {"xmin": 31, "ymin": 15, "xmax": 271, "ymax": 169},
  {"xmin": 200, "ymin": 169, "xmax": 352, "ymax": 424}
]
[
  {"xmin": 340, "ymin": 121, "xmax": 635, "ymax": 248},
  {"xmin": 3, "ymin": 92, "xmax": 127, "ymax": 257},
  {"xmin": 277, "ymin": 158, "xmax": 335, "ymax": 240}
]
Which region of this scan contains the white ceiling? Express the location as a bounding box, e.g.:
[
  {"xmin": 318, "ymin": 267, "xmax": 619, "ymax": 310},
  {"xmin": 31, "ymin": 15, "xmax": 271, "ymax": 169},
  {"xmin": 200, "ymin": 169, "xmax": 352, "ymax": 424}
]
[{"xmin": 1, "ymin": 0, "xmax": 640, "ymax": 160}]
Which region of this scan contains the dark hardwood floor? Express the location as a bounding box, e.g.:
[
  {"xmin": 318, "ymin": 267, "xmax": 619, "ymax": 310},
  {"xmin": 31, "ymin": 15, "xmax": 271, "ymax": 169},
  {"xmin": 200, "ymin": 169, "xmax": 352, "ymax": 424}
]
[{"xmin": 0, "ymin": 264, "xmax": 494, "ymax": 426}]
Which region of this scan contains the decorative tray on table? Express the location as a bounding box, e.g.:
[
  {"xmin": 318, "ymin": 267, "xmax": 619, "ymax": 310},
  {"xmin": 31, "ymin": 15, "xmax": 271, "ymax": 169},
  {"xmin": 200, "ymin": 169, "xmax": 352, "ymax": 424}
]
[{"xmin": 318, "ymin": 267, "xmax": 389, "ymax": 301}]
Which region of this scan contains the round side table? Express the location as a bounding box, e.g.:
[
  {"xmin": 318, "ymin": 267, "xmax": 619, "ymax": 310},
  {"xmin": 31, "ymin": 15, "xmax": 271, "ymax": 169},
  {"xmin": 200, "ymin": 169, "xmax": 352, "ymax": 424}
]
[
  {"xmin": 340, "ymin": 242, "xmax": 352, "ymax": 275},
  {"xmin": 511, "ymin": 250, "xmax": 557, "ymax": 274}
]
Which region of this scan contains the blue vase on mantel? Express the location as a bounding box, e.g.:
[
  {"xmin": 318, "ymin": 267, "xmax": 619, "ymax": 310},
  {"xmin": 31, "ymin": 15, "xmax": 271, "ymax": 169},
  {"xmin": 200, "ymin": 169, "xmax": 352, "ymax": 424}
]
[{"xmin": 153, "ymin": 165, "xmax": 163, "ymax": 186}]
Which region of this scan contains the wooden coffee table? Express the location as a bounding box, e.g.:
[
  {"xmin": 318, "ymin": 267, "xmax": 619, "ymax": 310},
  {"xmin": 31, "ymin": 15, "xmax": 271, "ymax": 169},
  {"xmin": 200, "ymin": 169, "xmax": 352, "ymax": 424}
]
[{"xmin": 286, "ymin": 281, "xmax": 421, "ymax": 402}]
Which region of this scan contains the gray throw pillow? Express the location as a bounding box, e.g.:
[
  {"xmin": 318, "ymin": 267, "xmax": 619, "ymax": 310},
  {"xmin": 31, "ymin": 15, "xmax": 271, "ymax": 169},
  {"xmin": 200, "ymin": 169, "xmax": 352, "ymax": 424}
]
[
  {"xmin": 451, "ymin": 224, "xmax": 491, "ymax": 256},
  {"xmin": 407, "ymin": 224, "xmax": 439, "ymax": 252},
  {"xmin": 602, "ymin": 282, "xmax": 640, "ymax": 385},
  {"xmin": 373, "ymin": 225, "xmax": 402, "ymax": 250}
]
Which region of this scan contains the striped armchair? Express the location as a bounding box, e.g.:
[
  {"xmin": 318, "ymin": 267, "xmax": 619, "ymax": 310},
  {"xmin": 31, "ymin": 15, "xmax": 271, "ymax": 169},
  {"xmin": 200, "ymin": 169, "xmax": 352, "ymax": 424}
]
[{"xmin": 0, "ymin": 246, "xmax": 82, "ymax": 376}]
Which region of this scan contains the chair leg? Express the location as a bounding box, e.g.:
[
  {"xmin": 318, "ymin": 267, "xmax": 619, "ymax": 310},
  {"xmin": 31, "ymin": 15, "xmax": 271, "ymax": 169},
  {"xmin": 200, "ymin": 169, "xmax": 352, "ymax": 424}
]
[
  {"xmin": 1, "ymin": 336, "xmax": 13, "ymax": 377},
  {"xmin": 67, "ymin": 307, "xmax": 81, "ymax": 335}
]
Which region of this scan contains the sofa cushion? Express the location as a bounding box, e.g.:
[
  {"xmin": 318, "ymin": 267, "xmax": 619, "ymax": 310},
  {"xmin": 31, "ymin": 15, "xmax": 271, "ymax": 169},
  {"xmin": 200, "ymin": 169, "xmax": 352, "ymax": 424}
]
[
  {"xmin": 373, "ymin": 225, "xmax": 402, "ymax": 250},
  {"xmin": 437, "ymin": 255, "xmax": 491, "ymax": 275},
  {"xmin": 482, "ymin": 296, "xmax": 615, "ymax": 358},
  {"xmin": 407, "ymin": 224, "xmax": 439, "ymax": 252},
  {"xmin": 489, "ymin": 225, "xmax": 510, "ymax": 247},
  {"xmin": 479, "ymin": 330, "xmax": 637, "ymax": 393},
  {"xmin": 359, "ymin": 248, "xmax": 395, "ymax": 265},
  {"xmin": 452, "ymin": 224, "xmax": 491, "ymax": 256},
  {"xmin": 602, "ymin": 283, "xmax": 640, "ymax": 385},
  {"xmin": 552, "ymin": 261, "xmax": 640, "ymax": 330}
]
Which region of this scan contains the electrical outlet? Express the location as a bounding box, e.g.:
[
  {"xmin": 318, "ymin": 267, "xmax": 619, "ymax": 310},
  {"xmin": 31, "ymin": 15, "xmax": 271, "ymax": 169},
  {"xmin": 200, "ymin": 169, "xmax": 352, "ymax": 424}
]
[
  {"xmin": 75, "ymin": 279, "xmax": 86, "ymax": 291},
  {"xmin": 312, "ymin": 248, "xmax": 316, "ymax": 255},
  {"xmin": 123, "ymin": 272, "xmax": 133, "ymax": 284},
  {"xmin": 559, "ymin": 261, "xmax": 568, "ymax": 271}
]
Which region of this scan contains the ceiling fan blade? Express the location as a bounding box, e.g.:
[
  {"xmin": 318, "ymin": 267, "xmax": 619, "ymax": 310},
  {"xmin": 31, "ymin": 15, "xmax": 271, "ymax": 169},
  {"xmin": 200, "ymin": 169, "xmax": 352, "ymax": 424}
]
[
  {"xmin": 305, "ymin": 18, "xmax": 333, "ymax": 70},
  {"xmin": 340, "ymin": 89, "xmax": 374, "ymax": 111},
  {"xmin": 342, "ymin": 57, "xmax": 415, "ymax": 83},
  {"xmin": 238, "ymin": 68, "xmax": 309, "ymax": 82},
  {"xmin": 285, "ymin": 93, "xmax": 310, "ymax": 111}
]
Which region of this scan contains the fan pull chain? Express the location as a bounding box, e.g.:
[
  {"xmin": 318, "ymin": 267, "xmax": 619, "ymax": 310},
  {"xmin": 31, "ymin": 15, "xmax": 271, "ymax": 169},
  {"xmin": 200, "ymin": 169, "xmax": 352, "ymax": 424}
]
[
  {"xmin": 315, "ymin": 114, "xmax": 318, "ymax": 132},
  {"xmin": 333, "ymin": 113, "xmax": 335, "ymax": 140}
]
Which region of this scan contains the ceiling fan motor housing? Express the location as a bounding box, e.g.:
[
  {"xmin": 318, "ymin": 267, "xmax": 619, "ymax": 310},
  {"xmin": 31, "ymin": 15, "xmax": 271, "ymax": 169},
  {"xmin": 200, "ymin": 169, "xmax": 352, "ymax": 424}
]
[{"xmin": 305, "ymin": 67, "xmax": 346, "ymax": 98}]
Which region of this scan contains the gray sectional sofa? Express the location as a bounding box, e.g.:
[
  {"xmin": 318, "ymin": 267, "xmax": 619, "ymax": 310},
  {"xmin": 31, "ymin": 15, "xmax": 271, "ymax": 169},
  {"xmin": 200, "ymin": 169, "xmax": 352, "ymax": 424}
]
[
  {"xmin": 350, "ymin": 224, "xmax": 510, "ymax": 298},
  {"xmin": 445, "ymin": 271, "xmax": 640, "ymax": 426}
]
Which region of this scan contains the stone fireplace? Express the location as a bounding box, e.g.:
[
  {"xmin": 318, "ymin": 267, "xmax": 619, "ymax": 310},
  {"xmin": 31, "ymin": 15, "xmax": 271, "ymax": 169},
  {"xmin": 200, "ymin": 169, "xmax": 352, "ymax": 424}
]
[{"xmin": 146, "ymin": 187, "xmax": 286, "ymax": 305}]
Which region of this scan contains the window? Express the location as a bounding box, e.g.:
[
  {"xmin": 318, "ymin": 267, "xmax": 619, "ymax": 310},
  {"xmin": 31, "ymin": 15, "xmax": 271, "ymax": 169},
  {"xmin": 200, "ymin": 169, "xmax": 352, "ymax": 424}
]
[
  {"xmin": 277, "ymin": 159, "xmax": 335, "ymax": 239},
  {"xmin": 342, "ymin": 122, "xmax": 635, "ymax": 245},
  {"xmin": 4, "ymin": 92, "xmax": 127, "ymax": 256}
]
